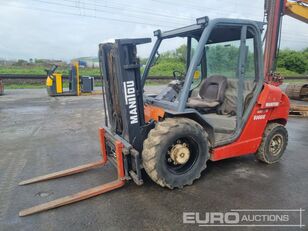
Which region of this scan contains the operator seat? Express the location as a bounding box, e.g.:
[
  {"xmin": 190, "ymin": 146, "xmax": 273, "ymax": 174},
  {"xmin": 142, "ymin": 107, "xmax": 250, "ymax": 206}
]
[{"xmin": 187, "ymin": 75, "xmax": 227, "ymax": 109}]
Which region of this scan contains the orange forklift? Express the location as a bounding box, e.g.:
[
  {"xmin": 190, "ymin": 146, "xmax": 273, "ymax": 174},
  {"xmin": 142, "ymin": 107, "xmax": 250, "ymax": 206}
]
[{"xmin": 19, "ymin": 0, "xmax": 307, "ymax": 216}]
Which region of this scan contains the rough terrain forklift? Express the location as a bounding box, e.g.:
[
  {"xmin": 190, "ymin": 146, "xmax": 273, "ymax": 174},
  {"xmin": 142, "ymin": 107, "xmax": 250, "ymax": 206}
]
[
  {"xmin": 19, "ymin": 16, "xmax": 291, "ymax": 216},
  {"xmin": 98, "ymin": 17, "xmax": 290, "ymax": 189},
  {"xmin": 46, "ymin": 62, "xmax": 94, "ymax": 96},
  {"xmin": 21, "ymin": 0, "xmax": 308, "ymax": 216}
]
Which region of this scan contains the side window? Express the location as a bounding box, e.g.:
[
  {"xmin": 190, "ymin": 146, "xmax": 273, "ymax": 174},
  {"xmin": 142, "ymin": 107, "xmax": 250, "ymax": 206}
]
[
  {"xmin": 203, "ymin": 26, "xmax": 243, "ymax": 122},
  {"xmin": 242, "ymin": 28, "xmax": 258, "ymax": 117},
  {"xmin": 245, "ymin": 37, "xmax": 257, "ymax": 80},
  {"xmin": 206, "ymin": 39, "xmax": 241, "ymax": 79}
]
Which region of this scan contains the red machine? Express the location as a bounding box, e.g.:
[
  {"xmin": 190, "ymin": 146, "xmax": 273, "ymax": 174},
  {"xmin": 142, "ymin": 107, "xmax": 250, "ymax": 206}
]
[{"xmin": 19, "ymin": 0, "xmax": 307, "ymax": 216}]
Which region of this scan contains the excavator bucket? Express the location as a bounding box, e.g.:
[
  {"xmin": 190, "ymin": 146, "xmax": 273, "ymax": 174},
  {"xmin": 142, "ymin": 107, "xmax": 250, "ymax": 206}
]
[{"xmin": 19, "ymin": 128, "xmax": 126, "ymax": 217}]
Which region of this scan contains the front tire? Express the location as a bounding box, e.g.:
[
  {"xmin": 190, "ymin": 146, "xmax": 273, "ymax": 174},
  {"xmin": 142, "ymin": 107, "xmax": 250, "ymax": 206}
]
[
  {"xmin": 256, "ymin": 123, "xmax": 288, "ymax": 164},
  {"xmin": 142, "ymin": 117, "xmax": 209, "ymax": 189}
]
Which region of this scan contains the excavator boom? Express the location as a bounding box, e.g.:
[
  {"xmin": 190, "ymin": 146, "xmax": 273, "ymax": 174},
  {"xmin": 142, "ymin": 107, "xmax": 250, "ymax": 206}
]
[
  {"xmin": 285, "ymin": 0, "xmax": 308, "ymax": 23},
  {"xmin": 263, "ymin": 0, "xmax": 308, "ymax": 85}
]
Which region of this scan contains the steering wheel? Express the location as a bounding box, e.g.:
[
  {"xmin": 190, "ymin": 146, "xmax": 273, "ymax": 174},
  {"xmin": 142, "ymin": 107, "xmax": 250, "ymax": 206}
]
[
  {"xmin": 45, "ymin": 65, "xmax": 58, "ymax": 76},
  {"xmin": 172, "ymin": 70, "xmax": 185, "ymax": 81}
]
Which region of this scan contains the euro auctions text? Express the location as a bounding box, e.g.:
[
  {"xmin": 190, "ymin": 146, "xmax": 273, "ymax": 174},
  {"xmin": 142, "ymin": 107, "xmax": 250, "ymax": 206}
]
[{"xmin": 183, "ymin": 209, "xmax": 305, "ymax": 228}]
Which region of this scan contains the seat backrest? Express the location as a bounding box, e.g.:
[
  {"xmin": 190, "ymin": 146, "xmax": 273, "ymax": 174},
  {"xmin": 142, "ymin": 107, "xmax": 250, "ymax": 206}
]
[
  {"xmin": 218, "ymin": 79, "xmax": 255, "ymax": 114},
  {"xmin": 199, "ymin": 75, "xmax": 227, "ymax": 102}
]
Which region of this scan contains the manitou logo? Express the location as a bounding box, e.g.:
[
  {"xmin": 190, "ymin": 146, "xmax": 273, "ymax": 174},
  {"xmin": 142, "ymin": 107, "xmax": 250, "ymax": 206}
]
[{"xmin": 123, "ymin": 81, "xmax": 138, "ymax": 124}]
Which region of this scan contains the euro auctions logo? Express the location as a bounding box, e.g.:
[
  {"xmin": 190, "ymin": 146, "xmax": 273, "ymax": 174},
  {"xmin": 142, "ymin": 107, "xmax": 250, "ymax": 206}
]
[
  {"xmin": 183, "ymin": 209, "xmax": 305, "ymax": 228},
  {"xmin": 184, "ymin": 211, "xmax": 240, "ymax": 224}
]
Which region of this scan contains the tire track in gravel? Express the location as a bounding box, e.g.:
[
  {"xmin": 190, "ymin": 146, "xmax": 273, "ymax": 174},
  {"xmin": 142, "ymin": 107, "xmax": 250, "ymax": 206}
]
[
  {"xmin": 0, "ymin": 151, "xmax": 27, "ymax": 222},
  {"xmin": 0, "ymin": 94, "xmax": 56, "ymax": 227},
  {"xmin": 31, "ymin": 99, "xmax": 57, "ymax": 230},
  {"xmin": 34, "ymin": 145, "xmax": 56, "ymax": 231},
  {"xmin": 16, "ymin": 102, "xmax": 57, "ymax": 229}
]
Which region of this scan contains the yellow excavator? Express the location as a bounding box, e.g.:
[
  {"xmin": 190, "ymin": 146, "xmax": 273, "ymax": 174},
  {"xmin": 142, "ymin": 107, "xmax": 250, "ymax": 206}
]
[
  {"xmin": 264, "ymin": 0, "xmax": 308, "ymax": 102},
  {"xmin": 284, "ymin": 0, "xmax": 308, "ymax": 101},
  {"xmin": 285, "ymin": 0, "xmax": 308, "ymax": 23},
  {"xmin": 264, "ymin": 0, "xmax": 308, "ymax": 84}
]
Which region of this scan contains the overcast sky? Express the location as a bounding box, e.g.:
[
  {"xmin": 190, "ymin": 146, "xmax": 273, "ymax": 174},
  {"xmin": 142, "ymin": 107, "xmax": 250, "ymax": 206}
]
[{"xmin": 0, "ymin": 0, "xmax": 307, "ymax": 60}]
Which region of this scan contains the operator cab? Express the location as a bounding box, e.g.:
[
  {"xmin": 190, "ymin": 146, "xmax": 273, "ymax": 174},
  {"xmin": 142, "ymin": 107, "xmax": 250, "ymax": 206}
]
[{"xmin": 143, "ymin": 17, "xmax": 264, "ymax": 146}]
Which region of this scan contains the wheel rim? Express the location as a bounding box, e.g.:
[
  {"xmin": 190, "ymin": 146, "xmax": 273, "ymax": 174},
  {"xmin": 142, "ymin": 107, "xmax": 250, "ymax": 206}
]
[
  {"xmin": 269, "ymin": 134, "xmax": 284, "ymax": 156},
  {"xmin": 166, "ymin": 137, "xmax": 199, "ymax": 175}
]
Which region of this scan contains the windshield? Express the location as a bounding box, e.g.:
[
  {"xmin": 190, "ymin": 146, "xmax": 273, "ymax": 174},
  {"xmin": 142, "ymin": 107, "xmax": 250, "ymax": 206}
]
[{"xmin": 143, "ymin": 35, "xmax": 200, "ymax": 103}]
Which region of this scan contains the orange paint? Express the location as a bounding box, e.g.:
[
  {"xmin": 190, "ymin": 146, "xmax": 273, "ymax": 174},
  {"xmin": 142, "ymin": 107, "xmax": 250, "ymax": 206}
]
[
  {"xmin": 98, "ymin": 128, "xmax": 108, "ymax": 164},
  {"xmin": 115, "ymin": 141, "xmax": 125, "ymax": 179},
  {"xmin": 144, "ymin": 104, "xmax": 165, "ymax": 122}
]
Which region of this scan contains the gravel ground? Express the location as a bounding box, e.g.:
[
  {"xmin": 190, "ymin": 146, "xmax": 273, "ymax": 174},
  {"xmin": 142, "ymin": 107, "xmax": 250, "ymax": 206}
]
[{"xmin": 0, "ymin": 88, "xmax": 307, "ymax": 231}]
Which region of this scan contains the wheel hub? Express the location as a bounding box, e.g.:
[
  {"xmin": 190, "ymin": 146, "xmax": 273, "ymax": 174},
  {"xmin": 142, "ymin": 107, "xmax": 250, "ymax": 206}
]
[
  {"xmin": 170, "ymin": 143, "xmax": 190, "ymax": 165},
  {"xmin": 270, "ymin": 134, "xmax": 283, "ymax": 156}
]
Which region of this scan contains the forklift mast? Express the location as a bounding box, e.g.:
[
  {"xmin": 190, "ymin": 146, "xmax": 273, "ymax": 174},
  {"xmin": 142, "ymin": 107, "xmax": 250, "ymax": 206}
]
[{"xmin": 98, "ymin": 38, "xmax": 152, "ymax": 152}]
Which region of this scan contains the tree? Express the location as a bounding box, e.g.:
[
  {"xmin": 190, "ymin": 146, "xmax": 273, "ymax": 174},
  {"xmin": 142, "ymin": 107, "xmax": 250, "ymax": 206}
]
[
  {"xmin": 145, "ymin": 44, "xmax": 308, "ymax": 76},
  {"xmin": 277, "ymin": 49, "xmax": 307, "ymax": 74},
  {"xmin": 175, "ymin": 44, "xmax": 187, "ymax": 63}
]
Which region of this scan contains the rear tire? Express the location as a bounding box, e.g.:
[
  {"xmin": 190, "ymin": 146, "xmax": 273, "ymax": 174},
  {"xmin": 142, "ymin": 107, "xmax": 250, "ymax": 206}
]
[
  {"xmin": 142, "ymin": 117, "xmax": 209, "ymax": 189},
  {"xmin": 256, "ymin": 123, "xmax": 288, "ymax": 164}
]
